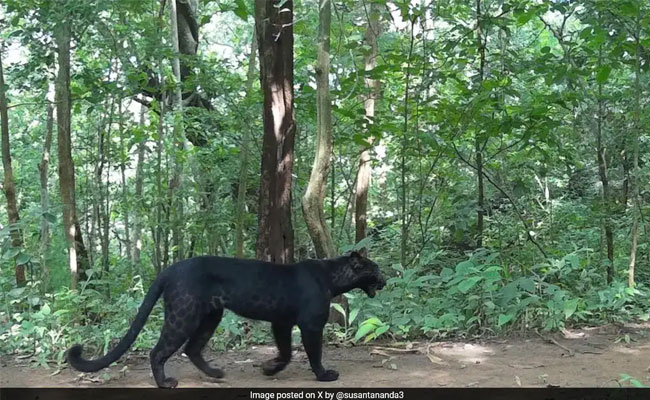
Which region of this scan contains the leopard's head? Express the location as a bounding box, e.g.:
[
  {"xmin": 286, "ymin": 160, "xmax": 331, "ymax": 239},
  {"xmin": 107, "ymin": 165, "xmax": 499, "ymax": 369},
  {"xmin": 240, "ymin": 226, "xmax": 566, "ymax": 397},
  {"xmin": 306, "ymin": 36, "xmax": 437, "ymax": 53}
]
[{"xmin": 344, "ymin": 251, "xmax": 386, "ymax": 298}]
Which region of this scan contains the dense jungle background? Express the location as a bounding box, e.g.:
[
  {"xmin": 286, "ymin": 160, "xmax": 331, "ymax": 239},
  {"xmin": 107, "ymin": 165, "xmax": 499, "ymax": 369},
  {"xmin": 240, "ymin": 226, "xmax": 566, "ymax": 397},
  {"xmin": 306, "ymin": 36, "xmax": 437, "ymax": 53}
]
[{"xmin": 1, "ymin": 0, "xmax": 650, "ymax": 387}]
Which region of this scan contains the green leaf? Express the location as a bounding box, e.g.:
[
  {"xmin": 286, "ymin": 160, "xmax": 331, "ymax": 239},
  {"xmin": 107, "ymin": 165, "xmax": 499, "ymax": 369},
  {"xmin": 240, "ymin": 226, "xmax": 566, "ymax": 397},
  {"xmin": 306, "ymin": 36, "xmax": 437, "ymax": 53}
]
[
  {"xmin": 349, "ymin": 308, "xmax": 359, "ymax": 324},
  {"xmin": 233, "ymin": 0, "xmax": 249, "ymax": 20},
  {"xmin": 631, "ymin": 379, "xmax": 646, "ymax": 388},
  {"xmin": 16, "ymin": 253, "xmax": 31, "ymax": 265},
  {"xmin": 331, "ymin": 303, "xmax": 346, "ymax": 320},
  {"xmin": 619, "ymin": 1, "xmax": 638, "ymax": 16},
  {"xmin": 517, "ymin": 277, "xmax": 536, "ymax": 292},
  {"xmin": 43, "ymin": 212, "xmax": 57, "ymax": 223},
  {"xmin": 8, "ymin": 287, "xmax": 26, "ymax": 297},
  {"xmin": 3, "ymin": 247, "xmax": 20, "ymax": 260},
  {"xmin": 596, "ymin": 65, "xmax": 611, "ymax": 83},
  {"xmin": 563, "ymin": 299, "xmax": 579, "ymax": 319},
  {"xmin": 455, "ymin": 260, "xmax": 473, "ymax": 276},
  {"xmin": 374, "ymin": 325, "xmax": 389, "ymax": 337},
  {"xmin": 354, "ymin": 323, "xmax": 376, "ymax": 342},
  {"xmin": 497, "ymin": 313, "xmax": 514, "ymax": 327},
  {"xmin": 457, "ymin": 276, "xmax": 482, "ymax": 293}
]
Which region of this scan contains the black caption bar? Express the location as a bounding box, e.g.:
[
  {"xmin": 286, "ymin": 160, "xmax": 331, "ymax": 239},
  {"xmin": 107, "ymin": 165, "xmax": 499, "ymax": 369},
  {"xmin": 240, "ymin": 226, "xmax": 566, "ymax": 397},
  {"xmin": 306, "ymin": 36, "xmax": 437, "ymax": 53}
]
[{"xmin": 0, "ymin": 388, "xmax": 648, "ymax": 400}]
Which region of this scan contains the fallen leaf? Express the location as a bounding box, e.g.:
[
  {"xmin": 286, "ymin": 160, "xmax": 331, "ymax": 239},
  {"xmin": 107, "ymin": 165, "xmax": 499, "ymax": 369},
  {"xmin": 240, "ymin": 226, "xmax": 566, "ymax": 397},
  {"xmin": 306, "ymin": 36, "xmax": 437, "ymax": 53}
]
[{"xmin": 426, "ymin": 353, "xmax": 447, "ymax": 366}]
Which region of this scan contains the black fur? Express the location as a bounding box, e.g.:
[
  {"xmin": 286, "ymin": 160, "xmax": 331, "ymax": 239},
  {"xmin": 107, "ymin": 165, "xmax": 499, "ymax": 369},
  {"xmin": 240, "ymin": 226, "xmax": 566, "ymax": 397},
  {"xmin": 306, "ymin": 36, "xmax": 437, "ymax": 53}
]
[{"xmin": 67, "ymin": 252, "xmax": 385, "ymax": 388}]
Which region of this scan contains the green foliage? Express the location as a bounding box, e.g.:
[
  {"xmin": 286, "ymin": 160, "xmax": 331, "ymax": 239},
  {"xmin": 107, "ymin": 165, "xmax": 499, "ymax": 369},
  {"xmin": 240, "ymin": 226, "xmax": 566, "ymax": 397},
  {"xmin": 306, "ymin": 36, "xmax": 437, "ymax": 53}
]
[
  {"xmin": 0, "ymin": 272, "xmax": 270, "ymax": 365},
  {"xmin": 347, "ymin": 249, "xmax": 649, "ymax": 341},
  {"xmin": 619, "ymin": 374, "xmax": 648, "ymax": 388}
]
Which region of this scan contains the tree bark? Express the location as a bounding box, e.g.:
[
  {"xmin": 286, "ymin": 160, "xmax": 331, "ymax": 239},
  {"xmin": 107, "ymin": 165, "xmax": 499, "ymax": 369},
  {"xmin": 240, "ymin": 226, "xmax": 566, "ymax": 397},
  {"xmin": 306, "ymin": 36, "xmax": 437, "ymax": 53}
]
[
  {"xmin": 39, "ymin": 88, "xmax": 55, "ymax": 286},
  {"xmin": 596, "ymin": 44, "xmax": 614, "ymax": 283},
  {"xmin": 354, "ymin": 1, "xmax": 381, "ymax": 257},
  {"xmin": 132, "ymin": 104, "xmax": 146, "ymax": 271},
  {"xmin": 55, "ymin": 20, "xmax": 88, "ymax": 289},
  {"xmin": 153, "ymin": 90, "xmax": 166, "ymax": 275},
  {"xmin": 96, "ymin": 98, "xmax": 115, "ymax": 283},
  {"xmin": 254, "ymin": 0, "xmax": 296, "ymax": 264},
  {"xmin": 118, "ymin": 101, "xmax": 132, "ymax": 264},
  {"xmin": 0, "ymin": 46, "xmax": 26, "ymax": 286},
  {"xmin": 234, "ymin": 32, "xmax": 258, "ymax": 258},
  {"xmin": 400, "ymin": 19, "xmax": 415, "ymax": 266},
  {"xmin": 170, "ymin": 0, "xmax": 187, "ymax": 263},
  {"xmin": 628, "ymin": 16, "xmax": 642, "ymax": 288},
  {"xmin": 302, "ymin": 0, "xmax": 336, "ymax": 260},
  {"xmin": 475, "ymin": 0, "xmax": 485, "ymax": 248}
]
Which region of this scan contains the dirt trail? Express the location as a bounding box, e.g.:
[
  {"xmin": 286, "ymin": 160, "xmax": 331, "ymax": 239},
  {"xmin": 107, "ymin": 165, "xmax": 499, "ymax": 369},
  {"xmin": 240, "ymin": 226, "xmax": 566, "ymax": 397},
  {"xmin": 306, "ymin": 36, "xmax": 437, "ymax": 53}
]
[{"xmin": 2, "ymin": 325, "xmax": 649, "ymax": 388}]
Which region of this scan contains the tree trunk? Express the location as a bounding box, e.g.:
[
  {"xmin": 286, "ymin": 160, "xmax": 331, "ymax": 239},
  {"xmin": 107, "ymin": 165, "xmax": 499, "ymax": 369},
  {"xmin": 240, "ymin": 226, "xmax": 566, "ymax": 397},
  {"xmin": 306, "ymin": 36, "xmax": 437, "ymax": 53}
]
[
  {"xmin": 596, "ymin": 44, "xmax": 614, "ymax": 284},
  {"xmin": 400, "ymin": 19, "xmax": 415, "ymax": 266},
  {"xmin": 475, "ymin": 0, "xmax": 485, "ymax": 248},
  {"xmin": 302, "ymin": 0, "xmax": 336, "ymax": 260},
  {"xmin": 153, "ymin": 91, "xmax": 166, "ymax": 275},
  {"xmin": 354, "ymin": 1, "xmax": 381, "ymax": 256},
  {"xmin": 628, "ymin": 17, "xmax": 642, "ymax": 288},
  {"xmin": 39, "ymin": 88, "xmax": 55, "ymax": 286},
  {"xmin": 55, "ymin": 20, "xmax": 88, "ymax": 289},
  {"xmin": 254, "ymin": 0, "xmax": 296, "ymax": 264},
  {"xmin": 0, "ymin": 46, "xmax": 26, "ymax": 286},
  {"xmin": 169, "ymin": 0, "xmax": 187, "ymax": 263},
  {"xmin": 234, "ymin": 32, "xmax": 258, "ymax": 258},
  {"xmin": 132, "ymin": 104, "xmax": 146, "ymax": 271},
  {"xmin": 96, "ymin": 98, "xmax": 115, "ymax": 283},
  {"xmin": 119, "ymin": 102, "xmax": 132, "ymax": 264}
]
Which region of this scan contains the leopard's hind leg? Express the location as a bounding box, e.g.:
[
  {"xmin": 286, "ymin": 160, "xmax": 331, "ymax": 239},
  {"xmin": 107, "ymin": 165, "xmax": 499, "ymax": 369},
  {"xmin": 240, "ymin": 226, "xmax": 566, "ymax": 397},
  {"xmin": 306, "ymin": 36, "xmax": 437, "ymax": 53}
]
[
  {"xmin": 150, "ymin": 294, "xmax": 203, "ymax": 388},
  {"xmin": 184, "ymin": 307, "xmax": 225, "ymax": 378}
]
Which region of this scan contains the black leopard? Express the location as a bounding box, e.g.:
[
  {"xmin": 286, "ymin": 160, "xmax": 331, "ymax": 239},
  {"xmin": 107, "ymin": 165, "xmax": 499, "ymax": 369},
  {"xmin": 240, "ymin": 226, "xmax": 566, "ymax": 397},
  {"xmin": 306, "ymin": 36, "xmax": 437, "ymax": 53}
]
[{"xmin": 66, "ymin": 251, "xmax": 385, "ymax": 388}]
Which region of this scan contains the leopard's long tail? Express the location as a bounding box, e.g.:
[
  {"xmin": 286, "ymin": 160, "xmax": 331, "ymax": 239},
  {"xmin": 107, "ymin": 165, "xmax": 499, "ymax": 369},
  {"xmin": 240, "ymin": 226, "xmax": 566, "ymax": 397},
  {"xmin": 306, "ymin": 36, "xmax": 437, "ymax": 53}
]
[{"xmin": 66, "ymin": 275, "xmax": 165, "ymax": 372}]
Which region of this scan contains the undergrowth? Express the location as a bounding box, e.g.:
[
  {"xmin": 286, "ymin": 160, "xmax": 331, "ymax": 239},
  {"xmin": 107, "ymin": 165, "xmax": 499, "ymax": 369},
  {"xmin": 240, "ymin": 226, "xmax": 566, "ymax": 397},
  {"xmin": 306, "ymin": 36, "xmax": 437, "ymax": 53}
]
[{"xmin": 2, "ymin": 248, "xmax": 648, "ymax": 370}]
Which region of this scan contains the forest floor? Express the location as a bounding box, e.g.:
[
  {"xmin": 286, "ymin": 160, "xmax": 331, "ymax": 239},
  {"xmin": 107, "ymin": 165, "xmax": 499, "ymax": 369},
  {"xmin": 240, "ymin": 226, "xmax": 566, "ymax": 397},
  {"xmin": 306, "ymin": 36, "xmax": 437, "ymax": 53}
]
[{"xmin": 2, "ymin": 323, "xmax": 650, "ymax": 388}]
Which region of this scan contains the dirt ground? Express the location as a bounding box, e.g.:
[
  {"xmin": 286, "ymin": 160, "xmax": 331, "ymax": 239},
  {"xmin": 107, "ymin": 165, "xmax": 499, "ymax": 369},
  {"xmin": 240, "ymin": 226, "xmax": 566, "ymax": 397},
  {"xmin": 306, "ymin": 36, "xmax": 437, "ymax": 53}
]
[{"xmin": 2, "ymin": 324, "xmax": 650, "ymax": 388}]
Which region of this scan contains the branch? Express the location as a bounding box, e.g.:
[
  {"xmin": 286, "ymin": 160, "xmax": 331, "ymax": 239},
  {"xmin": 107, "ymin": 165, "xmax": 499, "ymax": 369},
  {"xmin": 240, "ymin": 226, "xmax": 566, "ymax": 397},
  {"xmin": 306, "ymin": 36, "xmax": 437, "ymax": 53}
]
[{"xmin": 452, "ymin": 142, "xmax": 548, "ymax": 259}]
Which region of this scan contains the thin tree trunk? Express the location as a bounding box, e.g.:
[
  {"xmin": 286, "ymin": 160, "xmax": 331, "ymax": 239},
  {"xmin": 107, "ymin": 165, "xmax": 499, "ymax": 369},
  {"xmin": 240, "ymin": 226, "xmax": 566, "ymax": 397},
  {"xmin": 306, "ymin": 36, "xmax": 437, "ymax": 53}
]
[
  {"xmin": 475, "ymin": 0, "xmax": 486, "ymax": 248},
  {"xmin": 400, "ymin": 19, "xmax": 415, "ymax": 266},
  {"xmin": 39, "ymin": 88, "xmax": 55, "ymax": 286},
  {"xmin": 628, "ymin": 16, "xmax": 642, "ymax": 288},
  {"xmin": 119, "ymin": 101, "xmax": 132, "ymax": 264},
  {"xmin": 169, "ymin": 0, "xmax": 187, "ymax": 263},
  {"xmin": 596, "ymin": 44, "xmax": 614, "ymax": 284},
  {"xmin": 152, "ymin": 2, "xmax": 167, "ymax": 274},
  {"xmin": 153, "ymin": 91, "xmax": 165, "ymax": 275},
  {"xmin": 254, "ymin": 0, "xmax": 296, "ymax": 264},
  {"xmin": 302, "ymin": 0, "xmax": 336, "ymax": 260},
  {"xmin": 96, "ymin": 98, "xmax": 115, "ymax": 282},
  {"xmin": 234, "ymin": 32, "xmax": 258, "ymax": 258},
  {"xmin": 0, "ymin": 46, "xmax": 26, "ymax": 286},
  {"xmin": 55, "ymin": 20, "xmax": 88, "ymax": 289},
  {"xmin": 102, "ymin": 108, "xmax": 112, "ymax": 289},
  {"xmin": 132, "ymin": 104, "xmax": 146, "ymax": 271},
  {"xmin": 354, "ymin": 1, "xmax": 381, "ymax": 257}
]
